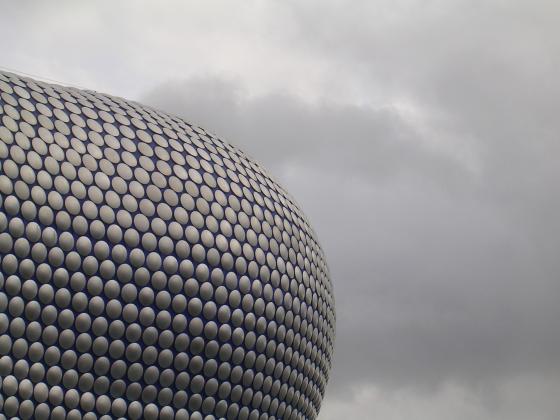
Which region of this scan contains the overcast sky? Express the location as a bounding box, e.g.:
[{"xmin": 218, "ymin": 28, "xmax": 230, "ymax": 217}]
[{"xmin": 3, "ymin": 1, "xmax": 560, "ymax": 418}]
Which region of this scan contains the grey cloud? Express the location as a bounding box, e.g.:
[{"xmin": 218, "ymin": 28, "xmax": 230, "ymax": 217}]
[{"xmin": 143, "ymin": 77, "xmax": 472, "ymax": 187}]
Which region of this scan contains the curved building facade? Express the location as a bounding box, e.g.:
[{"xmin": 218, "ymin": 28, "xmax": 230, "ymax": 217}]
[{"xmin": 0, "ymin": 71, "xmax": 335, "ymax": 420}]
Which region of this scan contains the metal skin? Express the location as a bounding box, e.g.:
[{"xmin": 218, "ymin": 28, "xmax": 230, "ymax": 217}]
[{"xmin": 0, "ymin": 71, "xmax": 335, "ymax": 420}]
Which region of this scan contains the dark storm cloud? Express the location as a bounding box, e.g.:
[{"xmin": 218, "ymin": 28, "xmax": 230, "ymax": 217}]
[{"xmin": 144, "ymin": 77, "xmax": 470, "ymax": 185}]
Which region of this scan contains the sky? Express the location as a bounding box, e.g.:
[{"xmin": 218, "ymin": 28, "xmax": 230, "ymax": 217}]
[{"xmin": 2, "ymin": 1, "xmax": 560, "ymax": 418}]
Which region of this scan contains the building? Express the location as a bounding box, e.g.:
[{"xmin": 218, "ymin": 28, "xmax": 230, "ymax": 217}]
[{"xmin": 0, "ymin": 71, "xmax": 335, "ymax": 420}]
